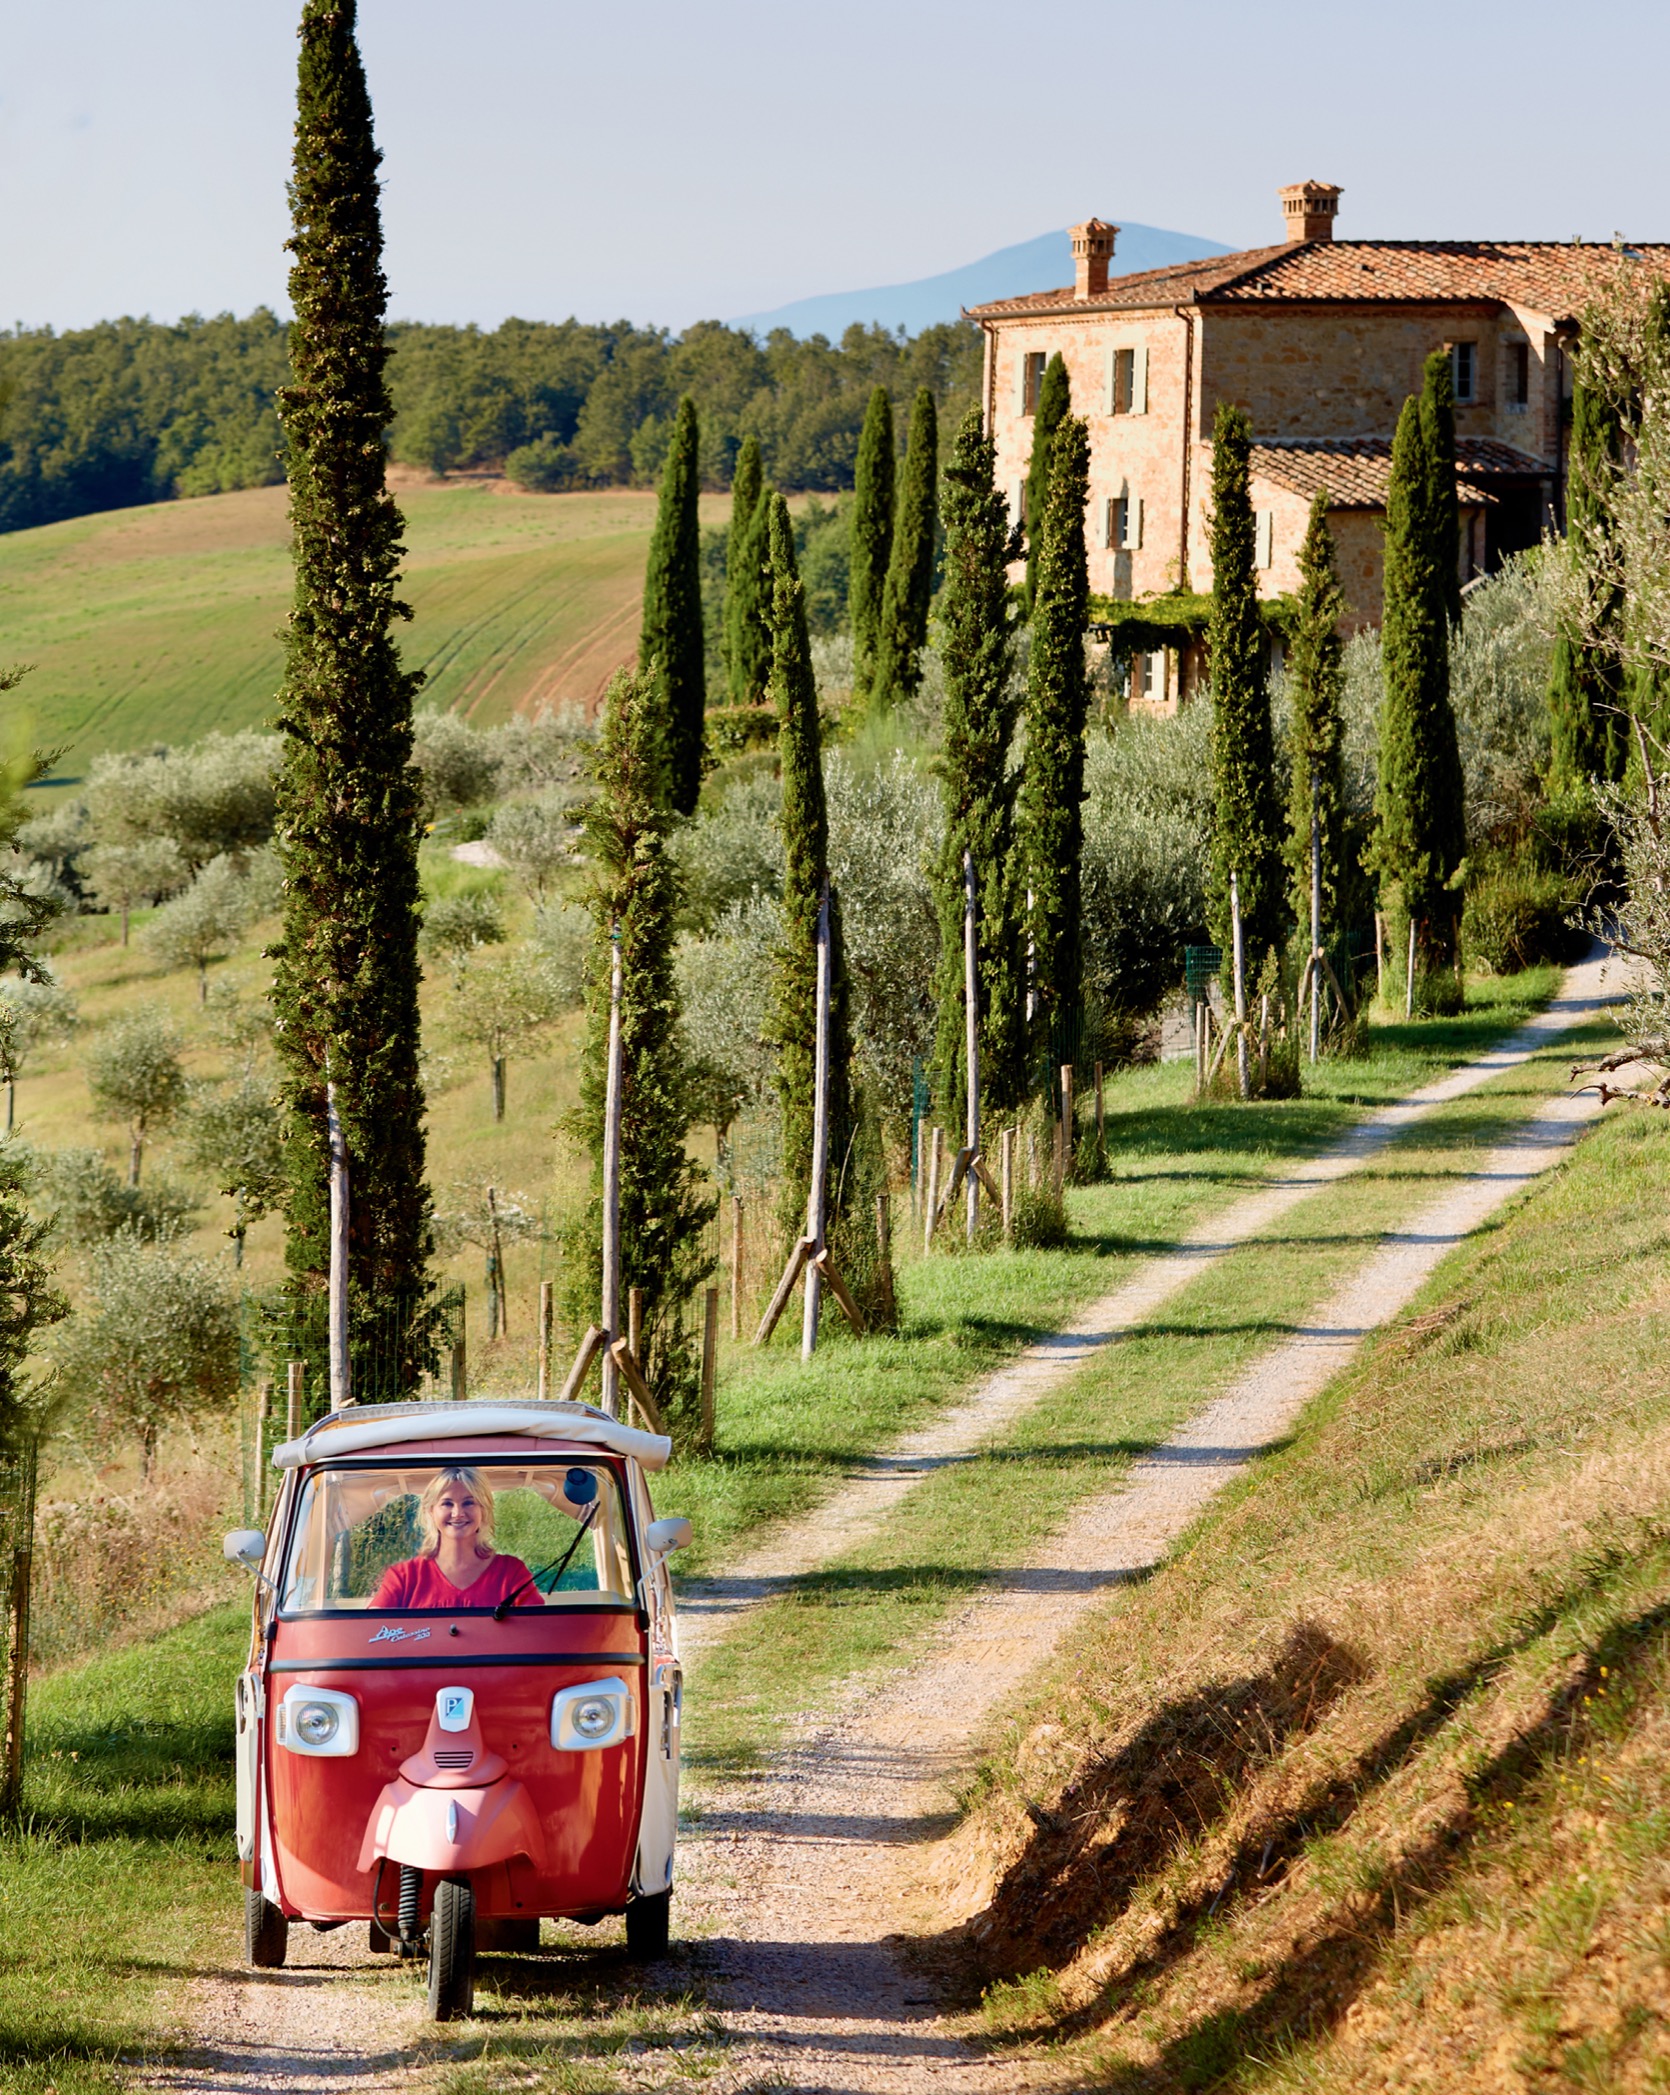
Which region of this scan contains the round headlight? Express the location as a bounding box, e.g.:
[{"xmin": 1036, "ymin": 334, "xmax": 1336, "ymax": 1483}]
[
  {"xmin": 572, "ymin": 1696, "xmax": 614, "ymax": 1740},
  {"xmin": 294, "ymin": 1700, "xmax": 340, "ymax": 1748}
]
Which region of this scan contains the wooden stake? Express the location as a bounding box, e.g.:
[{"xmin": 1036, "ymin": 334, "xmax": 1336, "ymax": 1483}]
[
  {"xmin": 601, "ymin": 928, "xmax": 624, "ymax": 1416},
  {"xmin": 923, "ymin": 1125, "xmax": 943, "ymax": 1255},
  {"xmin": 451, "ymin": 1316, "xmax": 467, "ymax": 1402},
  {"xmin": 1000, "ymin": 1126, "xmax": 1015, "ymax": 1242},
  {"xmin": 700, "ymin": 1286, "xmax": 718, "ymax": 1450},
  {"xmin": 609, "ymin": 1338, "xmax": 666, "ymax": 1435},
  {"xmin": 756, "ymin": 1236, "xmax": 814, "ymax": 1346},
  {"xmin": 325, "ymin": 1077, "xmax": 350, "ymax": 1410},
  {"xmin": 253, "ymin": 1392, "xmax": 266, "ymax": 1519},
  {"xmin": 286, "ymin": 1360, "xmax": 303, "ymax": 1443},
  {"xmin": 964, "ymin": 848, "xmax": 980, "ymax": 1245},
  {"xmin": 557, "ymin": 1324, "xmax": 606, "ymax": 1405},
  {"xmin": 1406, "ymin": 916, "xmax": 1417, "ymax": 1020},
  {"xmin": 1060, "ymin": 1063, "xmax": 1074, "ymax": 1185},
  {"xmin": 730, "ymin": 1195, "xmax": 744, "ymax": 1342},
  {"xmin": 803, "ymin": 880, "xmax": 832, "ymax": 1361},
  {"xmin": 1094, "ymin": 1061, "xmax": 1105, "ymax": 1147},
  {"xmin": 970, "ymin": 1153, "xmax": 1002, "ymax": 1203},
  {"xmin": 874, "ymin": 1191, "xmax": 897, "ymax": 1328},
  {"xmin": 1230, "ymin": 869, "xmax": 1249, "ymax": 1101},
  {"xmin": 936, "ymin": 1145, "xmax": 974, "ymax": 1222},
  {"xmin": 536, "ymin": 1280, "xmax": 553, "ymax": 1401},
  {"xmin": 1374, "ymin": 909, "xmax": 1384, "ymax": 994},
  {"xmin": 628, "ymin": 1286, "xmax": 642, "ymax": 1362},
  {"xmin": 813, "ymin": 1249, "xmax": 866, "ymax": 1334},
  {"xmin": 488, "ymin": 1185, "xmax": 508, "ymax": 1339}
]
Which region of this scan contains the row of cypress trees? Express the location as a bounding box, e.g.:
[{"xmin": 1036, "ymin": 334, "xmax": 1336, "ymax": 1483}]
[{"xmin": 1206, "ymin": 350, "xmax": 1468, "ymax": 1020}]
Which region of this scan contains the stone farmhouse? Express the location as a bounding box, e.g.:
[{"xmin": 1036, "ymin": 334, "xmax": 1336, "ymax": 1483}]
[{"xmin": 967, "ymin": 183, "xmax": 1670, "ymax": 708}]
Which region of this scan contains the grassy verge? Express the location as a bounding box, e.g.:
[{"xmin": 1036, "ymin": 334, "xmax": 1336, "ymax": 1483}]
[
  {"xmin": 665, "ymin": 970, "xmax": 1566, "ymax": 1580},
  {"xmin": 682, "ymin": 1002, "xmax": 1615, "ymax": 1775},
  {"xmin": 945, "ymin": 1097, "xmax": 1670, "ymax": 2092}
]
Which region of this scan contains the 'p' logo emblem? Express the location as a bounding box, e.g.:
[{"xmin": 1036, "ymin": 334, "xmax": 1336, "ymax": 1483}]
[{"xmin": 436, "ymin": 1687, "xmax": 474, "ymax": 1733}]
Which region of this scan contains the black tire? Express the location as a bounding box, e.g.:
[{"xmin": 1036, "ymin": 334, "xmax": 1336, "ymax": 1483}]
[
  {"xmin": 427, "ymin": 1878, "xmax": 475, "ymax": 2021},
  {"xmin": 245, "ymin": 1887, "xmax": 288, "ymax": 1969},
  {"xmin": 624, "ymin": 1888, "xmax": 671, "ymax": 1961}
]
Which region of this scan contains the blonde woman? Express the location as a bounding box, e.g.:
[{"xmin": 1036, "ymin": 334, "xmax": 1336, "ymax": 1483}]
[{"xmin": 371, "ymin": 1467, "xmax": 538, "ymax": 1611}]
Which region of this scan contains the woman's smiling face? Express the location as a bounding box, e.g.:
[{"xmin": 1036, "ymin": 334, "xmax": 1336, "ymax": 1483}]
[{"xmin": 432, "ymin": 1484, "xmax": 483, "ymax": 1547}]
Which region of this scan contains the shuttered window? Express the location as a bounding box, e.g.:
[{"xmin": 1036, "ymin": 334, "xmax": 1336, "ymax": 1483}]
[
  {"xmin": 1106, "ymin": 490, "xmax": 1144, "ymax": 551},
  {"xmin": 1104, "ymin": 345, "xmax": 1150, "ymax": 416},
  {"xmin": 1019, "ymin": 352, "xmax": 1047, "ymax": 415}
]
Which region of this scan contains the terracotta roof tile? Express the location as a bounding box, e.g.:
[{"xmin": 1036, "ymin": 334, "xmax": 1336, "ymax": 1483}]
[
  {"xmin": 967, "ymin": 240, "xmax": 1670, "ymax": 323},
  {"xmin": 1249, "ymin": 436, "xmax": 1550, "ymax": 510}
]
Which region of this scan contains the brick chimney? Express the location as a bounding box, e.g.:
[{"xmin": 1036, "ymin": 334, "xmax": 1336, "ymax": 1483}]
[
  {"xmin": 1280, "ymin": 181, "xmax": 1342, "ymax": 243},
  {"xmin": 1070, "ymin": 219, "xmax": 1119, "ymax": 300}
]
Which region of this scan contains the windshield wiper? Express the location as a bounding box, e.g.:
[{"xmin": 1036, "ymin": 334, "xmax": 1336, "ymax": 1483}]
[{"xmin": 492, "ymin": 1504, "xmax": 598, "ymax": 1620}]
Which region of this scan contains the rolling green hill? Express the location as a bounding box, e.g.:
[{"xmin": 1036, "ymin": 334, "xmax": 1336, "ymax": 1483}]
[{"xmin": 0, "ymin": 478, "xmax": 730, "ymax": 768}]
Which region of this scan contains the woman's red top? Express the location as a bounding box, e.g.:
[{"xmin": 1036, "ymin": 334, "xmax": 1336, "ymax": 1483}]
[{"xmin": 371, "ymin": 1552, "xmax": 540, "ymax": 1611}]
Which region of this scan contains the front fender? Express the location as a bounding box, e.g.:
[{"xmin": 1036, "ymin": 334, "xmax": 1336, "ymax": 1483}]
[{"xmin": 357, "ymin": 1776, "xmax": 549, "ymax": 1875}]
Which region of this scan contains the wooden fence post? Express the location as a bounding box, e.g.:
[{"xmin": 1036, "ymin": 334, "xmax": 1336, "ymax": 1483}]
[
  {"xmin": 964, "ymin": 849, "xmax": 981, "ymax": 1245},
  {"xmin": 923, "ymin": 1126, "xmax": 943, "ymax": 1256},
  {"xmin": 803, "ymin": 880, "xmax": 832, "ymax": 1360},
  {"xmin": 1406, "ymin": 917, "xmax": 1417, "ymax": 1020},
  {"xmin": 1231, "ymin": 868, "xmax": 1249, "ymax": 1101},
  {"xmin": 536, "ymin": 1280, "xmax": 553, "ymax": 1401},
  {"xmin": 1094, "ymin": 1062, "xmax": 1105, "ymax": 1149},
  {"xmin": 286, "ymin": 1359, "xmax": 303, "ymax": 1442},
  {"xmin": 700, "ymin": 1286, "xmax": 718, "ymax": 1451},
  {"xmin": 1309, "ymin": 773, "xmax": 1323, "ymax": 1064},
  {"xmin": 1059, "ymin": 1063, "xmax": 1074, "ymax": 1187},
  {"xmin": 628, "ymin": 1286, "xmax": 643, "ymax": 1363},
  {"xmin": 1000, "ymin": 1126, "xmax": 1015, "ymax": 1242},
  {"xmin": 730, "ymin": 1195, "xmax": 743, "ymax": 1342},
  {"xmin": 874, "ymin": 1191, "xmax": 897, "ymax": 1327}
]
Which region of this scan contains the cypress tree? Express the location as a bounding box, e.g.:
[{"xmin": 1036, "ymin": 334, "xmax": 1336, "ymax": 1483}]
[
  {"xmin": 871, "ymin": 387, "xmax": 938, "ymax": 712},
  {"xmin": 639, "ymin": 394, "xmax": 706, "ymax": 816},
  {"xmin": 849, "ymin": 387, "xmax": 895, "ymax": 700},
  {"xmin": 271, "ymin": 0, "xmax": 430, "ymax": 1387},
  {"xmin": 1285, "ymin": 492, "xmax": 1349, "ymax": 938},
  {"xmin": 1206, "ymin": 401, "xmax": 1285, "ymax": 967},
  {"xmin": 724, "ymin": 453, "xmax": 772, "ymax": 707},
  {"xmin": 570, "ymin": 667, "xmax": 715, "ymax": 1425},
  {"xmin": 1420, "ymin": 350, "xmax": 1464, "ymax": 631},
  {"xmin": 933, "ymin": 410, "xmax": 1028, "ymax": 1126},
  {"xmin": 1024, "ymin": 353, "xmax": 1071, "ymax": 610},
  {"xmin": 1374, "ymin": 395, "xmax": 1466, "ymax": 995},
  {"xmin": 722, "ymin": 432, "xmax": 764, "ymax": 684},
  {"xmin": 1548, "ymin": 377, "xmax": 1627, "ymax": 789},
  {"xmin": 1016, "ymin": 414, "xmax": 1091, "ymax": 1075},
  {"xmin": 765, "ymin": 495, "xmax": 893, "ymax": 1320}
]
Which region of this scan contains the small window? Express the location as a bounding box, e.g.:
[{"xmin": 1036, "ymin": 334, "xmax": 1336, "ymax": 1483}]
[
  {"xmin": 1104, "ymin": 344, "xmax": 1149, "ymax": 416},
  {"xmin": 1507, "ymin": 339, "xmax": 1530, "ymax": 407},
  {"xmin": 1022, "ymin": 351, "xmax": 1047, "ymax": 415},
  {"xmin": 1113, "ymin": 348, "xmax": 1135, "ymax": 414},
  {"xmin": 1451, "ymin": 340, "xmax": 1477, "ymax": 403},
  {"xmin": 1106, "ymin": 491, "xmax": 1143, "ymax": 551}
]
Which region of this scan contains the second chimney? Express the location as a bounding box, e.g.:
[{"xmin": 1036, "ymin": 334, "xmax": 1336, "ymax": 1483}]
[
  {"xmin": 1280, "ymin": 181, "xmax": 1341, "ymax": 244},
  {"xmin": 1070, "ymin": 219, "xmax": 1119, "ymax": 300}
]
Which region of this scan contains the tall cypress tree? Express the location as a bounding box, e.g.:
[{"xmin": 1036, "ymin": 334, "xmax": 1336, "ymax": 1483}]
[
  {"xmin": 1420, "ymin": 350, "xmax": 1464, "ymax": 631},
  {"xmin": 871, "ymin": 387, "xmax": 938, "ymax": 712},
  {"xmin": 1016, "ymin": 414, "xmax": 1091, "ymax": 1075},
  {"xmin": 849, "ymin": 387, "xmax": 895, "ymax": 700},
  {"xmin": 1285, "ymin": 493, "xmax": 1349, "ymax": 938},
  {"xmin": 1374, "ymin": 394, "xmax": 1466, "ymax": 995},
  {"xmin": 570, "ymin": 668, "xmax": 714, "ymax": 1423},
  {"xmin": 1548, "ymin": 377, "xmax": 1627, "ymax": 789},
  {"xmin": 933, "ymin": 410, "xmax": 1028, "ymax": 1126},
  {"xmin": 764, "ymin": 494, "xmax": 892, "ymax": 1319},
  {"xmin": 639, "ymin": 394, "xmax": 705, "ymax": 816},
  {"xmin": 1024, "ymin": 353, "xmax": 1071, "ymax": 610},
  {"xmin": 271, "ymin": 0, "xmax": 430, "ymax": 1385},
  {"xmin": 724, "ymin": 450, "xmax": 772, "ymax": 707},
  {"xmin": 1206, "ymin": 401, "xmax": 1285, "ymax": 967}
]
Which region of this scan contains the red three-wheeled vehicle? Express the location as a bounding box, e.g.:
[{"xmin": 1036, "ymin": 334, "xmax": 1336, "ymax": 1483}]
[{"xmin": 224, "ymin": 1399, "xmax": 689, "ymax": 2018}]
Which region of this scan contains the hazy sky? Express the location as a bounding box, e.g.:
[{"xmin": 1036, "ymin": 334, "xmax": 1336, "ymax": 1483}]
[{"xmin": 6, "ymin": 0, "xmax": 1669, "ymax": 335}]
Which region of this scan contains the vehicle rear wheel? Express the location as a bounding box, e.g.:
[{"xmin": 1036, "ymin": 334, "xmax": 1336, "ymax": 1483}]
[
  {"xmin": 624, "ymin": 1888, "xmax": 671, "ymax": 1961},
  {"xmin": 245, "ymin": 1888, "xmax": 288, "ymax": 1969},
  {"xmin": 427, "ymin": 1878, "xmax": 475, "ymax": 2021}
]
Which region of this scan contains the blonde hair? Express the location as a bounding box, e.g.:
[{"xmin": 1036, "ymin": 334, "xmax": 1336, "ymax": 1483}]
[{"xmin": 416, "ymin": 1468, "xmax": 497, "ymax": 1557}]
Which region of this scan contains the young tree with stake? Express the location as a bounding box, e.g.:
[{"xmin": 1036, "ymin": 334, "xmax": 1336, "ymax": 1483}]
[
  {"xmin": 270, "ymin": 0, "xmax": 433, "ymax": 1380},
  {"xmin": 87, "ymin": 1014, "xmax": 187, "ymax": 1186},
  {"xmin": 639, "ymin": 394, "xmax": 706, "ymax": 816}
]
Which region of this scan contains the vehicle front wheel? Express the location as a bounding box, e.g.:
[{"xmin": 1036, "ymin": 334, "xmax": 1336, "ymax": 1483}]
[
  {"xmin": 624, "ymin": 1888, "xmax": 671, "ymax": 1961},
  {"xmin": 245, "ymin": 1887, "xmax": 288, "ymax": 1969},
  {"xmin": 427, "ymin": 1878, "xmax": 475, "ymax": 2021}
]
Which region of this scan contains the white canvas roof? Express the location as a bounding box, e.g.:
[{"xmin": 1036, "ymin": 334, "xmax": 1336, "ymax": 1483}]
[{"xmin": 272, "ymin": 1399, "xmax": 671, "ymax": 1473}]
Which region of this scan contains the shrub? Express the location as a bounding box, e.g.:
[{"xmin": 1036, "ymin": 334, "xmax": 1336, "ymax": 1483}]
[
  {"xmin": 1463, "ymin": 858, "xmax": 1583, "ymax": 973},
  {"xmin": 413, "ymin": 710, "xmax": 499, "ymax": 815},
  {"xmin": 420, "ymin": 891, "xmax": 505, "ymax": 972},
  {"xmin": 38, "ymin": 1147, "xmax": 199, "ymax": 1247}
]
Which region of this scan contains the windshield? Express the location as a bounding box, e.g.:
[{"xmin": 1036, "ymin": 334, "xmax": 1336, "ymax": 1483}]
[{"xmin": 278, "ymin": 1458, "xmax": 636, "ymax": 1614}]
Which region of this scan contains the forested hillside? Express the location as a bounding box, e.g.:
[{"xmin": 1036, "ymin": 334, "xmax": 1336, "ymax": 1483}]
[{"xmin": 0, "ymin": 309, "xmax": 982, "ymax": 534}]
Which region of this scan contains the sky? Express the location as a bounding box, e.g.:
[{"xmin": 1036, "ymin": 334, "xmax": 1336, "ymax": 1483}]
[{"xmin": 6, "ymin": 0, "xmax": 1670, "ymax": 336}]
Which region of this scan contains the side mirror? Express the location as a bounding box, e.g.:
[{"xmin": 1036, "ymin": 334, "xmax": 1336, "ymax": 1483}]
[
  {"xmin": 224, "ymin": 1529, "xmax": 266, "ymax": 1571},
  {"xmin": 644, "ymin": 1516, "xmax": 691, "ymax": 1557}
]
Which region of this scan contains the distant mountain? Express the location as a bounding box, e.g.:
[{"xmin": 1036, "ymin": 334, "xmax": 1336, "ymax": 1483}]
[{"xmin": 730, "ymin": 221, "xmax": 1234, "ymax": 340}]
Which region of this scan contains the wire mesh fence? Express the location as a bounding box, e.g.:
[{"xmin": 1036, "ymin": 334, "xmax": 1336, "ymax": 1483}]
[{"xmin": 0, "ymin": 1438, "xmax": 38, "ymax": 1820}]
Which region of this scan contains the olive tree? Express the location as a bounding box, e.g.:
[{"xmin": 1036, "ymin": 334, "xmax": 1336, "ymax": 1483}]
[
  {"xmin": 412, "ymin": 710, "xmax": 499, "ymax": 818},
  {"xmin": 432, "ymin": 1181, "xmax": 542, "ymax": 1340},
  {"xmin": 449, "ymin": 949, "xmax": 566, "ymax": 1120},
  {"xmin": 86, "ymin": 1014, "xmax": 187, "ymax": 1184},
  {"xmin": 0, "ymin": 980, "xmax": 78, "ymax": 1133},
  {"xmin": 419, "ymin": 891, "xmax": 505, "ymax": 978},
  {"xmin": 83, "ymin": 732, "xmax": 279, "ymax": 870},
  {"xmin": 486, "ymin": 794, "xmax": 576, "ymax": 901},
  {"xmin": 179, "ymin": 1076, "xmax": 286, "ymax": 1266},
  {"xmin": 143, "ymin": 856, "xmax": 253, "ymax": 999},
  {"xmin": 38, "ymin": 1149, "xmax": 199, "ymax": 1248},
  {"xmin": 55, "ymin": 1231, "xmax": 241, "ymax": 1479},
  {"xmin": 81, "ymin": 838, "xmax": 189, "ymax": 944}
]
